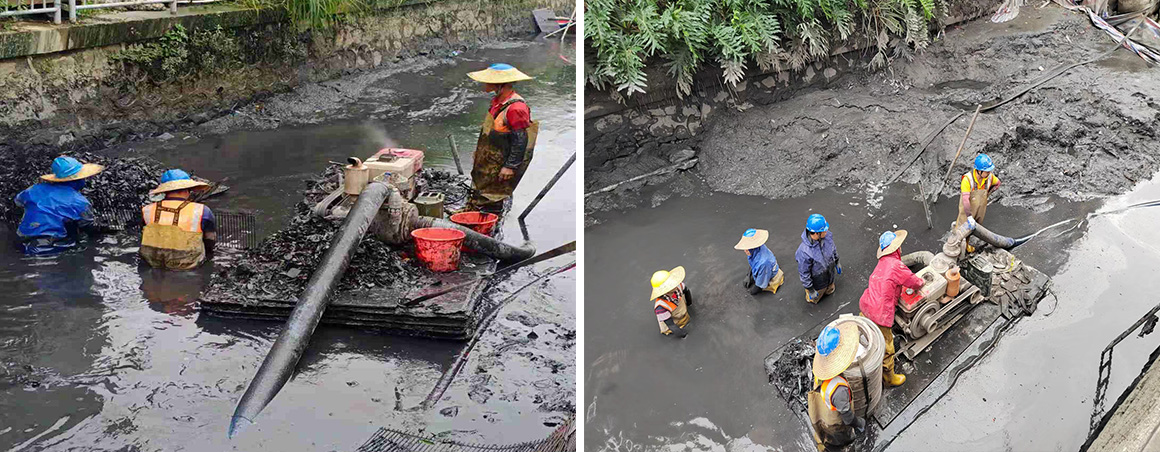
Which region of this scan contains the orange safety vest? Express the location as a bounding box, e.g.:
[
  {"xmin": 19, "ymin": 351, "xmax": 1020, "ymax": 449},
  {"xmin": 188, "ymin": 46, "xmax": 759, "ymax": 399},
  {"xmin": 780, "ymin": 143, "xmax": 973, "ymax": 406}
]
[
  {"xmin": 492, "ymin": 93, "xmax": 527, "ymax": 133},
  {"xmin": 821, "ymin": 376, "xmax": 852, "ymax": 411},
  {"xmin": 140, "ymin": 199, "xmax": 207, "ymax": 270}
]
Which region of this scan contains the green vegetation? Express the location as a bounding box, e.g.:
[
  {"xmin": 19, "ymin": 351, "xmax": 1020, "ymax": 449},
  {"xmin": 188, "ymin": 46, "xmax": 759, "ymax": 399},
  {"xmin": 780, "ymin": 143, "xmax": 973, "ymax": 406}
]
[
  {"xmin": 233, "ymin": 0, "xmax": 414, "ymax": 30},
  {"xmin": 586, "ymin": 0, "xmax": 949, "ymax": 97},
  {"xmin": 110, "ymin": 23, "xmax": 305, "ymax": 83}
]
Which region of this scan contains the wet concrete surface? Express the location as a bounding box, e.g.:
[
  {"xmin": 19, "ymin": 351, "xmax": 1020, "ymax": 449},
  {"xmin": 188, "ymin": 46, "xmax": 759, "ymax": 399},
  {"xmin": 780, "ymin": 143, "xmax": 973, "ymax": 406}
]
[
  {"xmin": 584, "ymin": 173, "xmax": 1108, "ymax": 450},
  {"xmin": 1, "ymin": 39, "xmax": 575, "ymax": 451}
]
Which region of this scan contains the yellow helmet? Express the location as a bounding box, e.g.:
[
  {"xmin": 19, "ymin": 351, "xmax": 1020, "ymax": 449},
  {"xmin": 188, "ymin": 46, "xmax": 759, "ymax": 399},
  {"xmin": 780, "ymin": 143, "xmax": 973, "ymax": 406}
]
[{"xmin": 650, "ymin": 270, "xmax": 670, "ymax": 288}]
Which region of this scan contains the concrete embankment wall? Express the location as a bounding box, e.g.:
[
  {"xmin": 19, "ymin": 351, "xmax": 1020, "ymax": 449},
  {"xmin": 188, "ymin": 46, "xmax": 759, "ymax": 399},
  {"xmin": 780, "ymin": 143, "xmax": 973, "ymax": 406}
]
[
  {"xmin": 0, "ymin": 0, "xmax": 569, "ymax": 138},
  {"xmin": 583, "ymin": 0, "xmax": 998, "ymax": 188}
]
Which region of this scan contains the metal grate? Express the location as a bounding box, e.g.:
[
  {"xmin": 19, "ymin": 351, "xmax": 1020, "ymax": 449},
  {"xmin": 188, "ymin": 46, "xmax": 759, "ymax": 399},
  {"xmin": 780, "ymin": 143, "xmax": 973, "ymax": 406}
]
[
  {"xmin": 94, "ymin": 208, "xmax": 257, "ymax": 250},
  {"xmin": 214, "ymin": 211, "xmax": 259, "ymax": 250},
  {"xmin": 356, "ymin": 419, "xmax": 575, "ymax": 452}
]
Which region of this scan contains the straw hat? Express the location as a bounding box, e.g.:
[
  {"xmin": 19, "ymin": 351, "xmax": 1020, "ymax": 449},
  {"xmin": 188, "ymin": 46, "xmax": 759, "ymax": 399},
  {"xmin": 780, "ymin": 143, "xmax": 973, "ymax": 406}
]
[
  {"xmin": 150, "ymin": 169, "xmax": 210, "ymax": 195},
  {"xmin": 734, "ymin": 228, "xmax": 769, "ymax": 250},
  {"xmin": 468, "ymin": 63, "xmax": 534, "ymax": 84},
  {"xmin": 812, "ymin": 322, "xmax": 860, "ymax": 381},
  {"xmin": 41, "ymin": 156, "xmax": 104, "ymax": 182},
  {"xmin": 649, "ymin": 266, "xmax": 686, "ymax": 300},
  {"xmin": 876, "ymin": 230, "xmax": 908, "ymax": 259}
]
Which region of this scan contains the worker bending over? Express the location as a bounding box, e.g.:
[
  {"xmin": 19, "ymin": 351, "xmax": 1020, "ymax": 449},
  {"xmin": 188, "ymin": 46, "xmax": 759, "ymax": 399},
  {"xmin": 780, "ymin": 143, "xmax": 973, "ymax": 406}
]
[
  {"xmin": 956, "ymin": 154, "xmax": 1000, "ymax": 252},
  {"xmin": 859, "ymin": 230, "xmax": 925, "ymax": 387},
  {"xmin": 15, "ymin": 156, "xmax": 105, "ymax": 255},
  {"xmin": 796, "ymin": 213, "xmax": 841, "ymax": 304},
  {"xmin": 465, "ymin": 63, "xmax": 539, "ymax": 213},
  {"xmin": 735, "ymin": 228, "xmax": 784, "ymax": 295},
  {"xmin": 808, "ymin": 323, "xmax": 866, "ymax": 450},
  {"xmin": 650, "ymin": 266, "xmax": 693, "ymax": 338},
  {"xmin": 140, "ymin": 169, "xmax": 216, "ymax": 270}
]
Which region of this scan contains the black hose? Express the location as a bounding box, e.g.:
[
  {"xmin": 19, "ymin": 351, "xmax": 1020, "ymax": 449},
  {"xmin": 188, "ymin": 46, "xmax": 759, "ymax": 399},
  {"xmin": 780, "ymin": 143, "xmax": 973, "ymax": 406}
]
[
  {"xmin": 229, "ymin": 181, "xmax": 391, "ymax": 438},
  {"xmin": 412, "ymin": 217, "xmax": 536, "ymax": 261},
  {"xmin": 971, "ymin": 222, "xmax": 1020, "ymax": 249}
]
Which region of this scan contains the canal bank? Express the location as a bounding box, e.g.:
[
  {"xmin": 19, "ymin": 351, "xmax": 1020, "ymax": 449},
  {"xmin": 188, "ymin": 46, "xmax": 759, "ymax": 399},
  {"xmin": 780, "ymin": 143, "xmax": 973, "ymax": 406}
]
[{"xmin": 0, "ymin": 38, "xmax": 576, "ymax": 451}]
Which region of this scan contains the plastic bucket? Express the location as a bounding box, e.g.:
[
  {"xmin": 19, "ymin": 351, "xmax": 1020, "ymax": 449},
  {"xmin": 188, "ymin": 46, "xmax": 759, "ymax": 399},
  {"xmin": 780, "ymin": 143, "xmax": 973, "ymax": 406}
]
[
  {"xmin": 449, "ymin": 211, "xmax": 499, "ymax": 236},
  {"xmin": 411, "ymin": 228, "xmax": 466, "ymax": 272}
]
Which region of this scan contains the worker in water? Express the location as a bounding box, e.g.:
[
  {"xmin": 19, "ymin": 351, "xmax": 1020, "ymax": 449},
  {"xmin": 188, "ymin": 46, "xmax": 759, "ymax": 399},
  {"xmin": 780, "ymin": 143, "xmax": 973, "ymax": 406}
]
[
  {"xmin": 735, "ymin": 228, "xmax": 784, "ymax": 295},
  {"xmin": 956, "ymin": 154, "xmax": 1001, "ymax": 252},
  {"xmin": 650, "ymin": 266, "xmax": 692, "ymax": 338},
  {"xmin": 14, "ymin": 156, "xmax": 105, "ymax": 255},
  {"xmin": 139, "ymin": 169, "xmax": 216, "ymax": 270},
  {"xmin": 859, "ymin": 230, "xmax": 926, "ymax": 387},
  {"xmin": 796, "ymin": 213, "xmax": 841, "ymax": 304},
  {"xmin": 464, "ymin": 63, "xmax": 539, "ymax": 213},
  {"xmin": 808, "ymin": 323, "xmax": 866, "ymax": 450}
]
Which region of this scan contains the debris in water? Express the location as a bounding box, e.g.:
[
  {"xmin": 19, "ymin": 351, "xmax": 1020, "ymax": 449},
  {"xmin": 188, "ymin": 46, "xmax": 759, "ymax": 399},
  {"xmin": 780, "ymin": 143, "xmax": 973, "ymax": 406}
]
[{"xmin": 766, "ymin": 339, "xmax": 815, "ymax": 411}]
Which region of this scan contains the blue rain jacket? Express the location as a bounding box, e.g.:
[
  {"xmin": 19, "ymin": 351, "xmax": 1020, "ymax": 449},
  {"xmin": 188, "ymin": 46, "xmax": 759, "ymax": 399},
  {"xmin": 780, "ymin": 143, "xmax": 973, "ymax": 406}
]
[
  {"xmin": 795, "ymin": 228, "xmax": 839, "ymax": 291},
  {"xmin": 15, "ymin": 181, "xmax": 94, "ymax": 240},
  {"xmin": 747, "ymin": 245, "xmax": 780, "ymax": 289}
]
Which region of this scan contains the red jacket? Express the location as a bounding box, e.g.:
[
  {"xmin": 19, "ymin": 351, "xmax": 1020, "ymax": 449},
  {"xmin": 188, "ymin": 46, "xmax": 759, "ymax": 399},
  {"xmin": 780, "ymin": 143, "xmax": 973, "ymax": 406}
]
[{"xmin": 858, "ymin": 250, "xmax": 925, "ymax": 327}]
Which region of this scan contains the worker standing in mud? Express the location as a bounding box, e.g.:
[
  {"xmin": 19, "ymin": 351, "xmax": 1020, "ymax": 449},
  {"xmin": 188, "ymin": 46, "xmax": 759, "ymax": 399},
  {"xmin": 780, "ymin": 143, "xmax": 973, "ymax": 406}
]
[
  {"xmin": 797, "ymin": 214, "xmax": 841, "ymax": 304},
  {"xmin": 956, "ymin": 154, "xmax": 1001, "ymax": 252},
  {"xmin": 808, "ymin": 323, "xmax": 865, "ymax": 450},
  {"xmin": 14, "ymin": 156, "xmax": 105, "ymax": 255},
  {"xmin": 735, "ymin": 228, "xmax": 784, "ymax": 295},
  {"xmin": 139, "ymin": 169, "xmax": 216, "ymax": 270},
  {"xmin": 464, "ymin": 63, "xmax": 539, "ymax": 213},
  {"xmin": 859, "ymin": 230, "xmax": 925, "ymax": 387},
  {"xmin": 650, "ymin": 266, "xmax": 692, "ymax": 338}
]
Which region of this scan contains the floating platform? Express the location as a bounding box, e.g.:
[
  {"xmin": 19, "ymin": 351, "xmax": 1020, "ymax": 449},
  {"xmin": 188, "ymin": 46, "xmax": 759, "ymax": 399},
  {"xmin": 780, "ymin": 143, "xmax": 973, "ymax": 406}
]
[{"xmin": 199, "ymin": 169, "xmax": 502, "ymax": 340}]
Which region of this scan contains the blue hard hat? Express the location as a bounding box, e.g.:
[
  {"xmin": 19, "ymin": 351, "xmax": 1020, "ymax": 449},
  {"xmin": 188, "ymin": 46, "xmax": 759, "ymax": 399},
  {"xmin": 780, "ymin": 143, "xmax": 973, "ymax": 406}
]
[
  {"xmin": 489, "ymin": 63, "xmax": 515, "ymax": 71},
  {"xmin": 159, "ymin": 169, "xmax": 192, "ymax": 184},
  {"xmin": 879, "ymin": 231, "xmax": 897, "ymax": 250},
  {"xmin": 743, "ymin": 228, "xmax": 758, "ymax": 237},
  {"xmin": 816, "ymin": 326, "xmax": 841, "ymax": 356},
  {"xmin": 806, "ymin": 213, "xmax": 829, "ymax": 233},
  {"xmin": 51, "ymin": 156, "xmax": 83, "ymax": 180},
  {"xmin": 974, "ymin": 154, "xmax": 995, "ymax": 172}
]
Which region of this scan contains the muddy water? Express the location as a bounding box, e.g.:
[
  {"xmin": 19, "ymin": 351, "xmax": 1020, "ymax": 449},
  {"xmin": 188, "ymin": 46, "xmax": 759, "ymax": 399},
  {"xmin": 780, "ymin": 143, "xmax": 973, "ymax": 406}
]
[
  {"xmin": 584, "ymin": 176, "xmax": 1100, "ymax": 450},
  {"xmin": 1, "ymin": 40, "xmax": 575, "ymax": 451}
]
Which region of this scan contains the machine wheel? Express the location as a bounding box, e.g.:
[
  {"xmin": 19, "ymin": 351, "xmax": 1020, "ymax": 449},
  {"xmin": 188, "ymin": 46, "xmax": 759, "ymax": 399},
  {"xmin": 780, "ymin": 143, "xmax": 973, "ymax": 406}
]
[{"xmin": 910, "ymin": 303, "xmax": 939, "ymax": 339}]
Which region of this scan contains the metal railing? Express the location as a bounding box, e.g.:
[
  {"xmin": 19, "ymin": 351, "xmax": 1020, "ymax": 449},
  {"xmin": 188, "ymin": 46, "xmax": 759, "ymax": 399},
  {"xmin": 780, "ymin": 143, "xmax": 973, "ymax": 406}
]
[
  {"xmin": 1, "ymin": 0, "xmax": 62, "ymax": 24},
  {"xmin": 64, "ymin": 0, "xmax": 175, "ymax": 23}
]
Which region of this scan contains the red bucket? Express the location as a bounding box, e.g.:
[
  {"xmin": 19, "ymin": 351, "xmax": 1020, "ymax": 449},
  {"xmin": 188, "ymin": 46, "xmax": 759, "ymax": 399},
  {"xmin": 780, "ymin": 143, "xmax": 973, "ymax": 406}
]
[
  {"xmin": 411, "ymin": 228, "xmax": 466, "ymax": 272},
  {"xmin": 449, "ymin": 211, "xmax": 499, "ymax": 236}
]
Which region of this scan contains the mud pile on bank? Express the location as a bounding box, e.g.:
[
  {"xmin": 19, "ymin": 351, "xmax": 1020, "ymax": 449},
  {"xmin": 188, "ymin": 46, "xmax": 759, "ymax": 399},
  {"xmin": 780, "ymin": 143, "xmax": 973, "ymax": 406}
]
[{"xmin": 0, "ymin": 150, "xmax": 165, "ymax": 225}]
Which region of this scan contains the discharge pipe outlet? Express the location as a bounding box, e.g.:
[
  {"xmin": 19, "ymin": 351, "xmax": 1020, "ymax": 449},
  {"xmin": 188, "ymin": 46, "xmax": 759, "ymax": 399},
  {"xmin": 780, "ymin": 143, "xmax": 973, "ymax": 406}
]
[
  {"xmin": 971, "ymin": 222, "xmax": 1029, "ymax": 249},
  {"xmin": 412, "ymin": 216, "xmax": 535, "ymax": 262},
  {"xmin": 229, "ymin": 180, "xmax": 392, "ymax": 438}
]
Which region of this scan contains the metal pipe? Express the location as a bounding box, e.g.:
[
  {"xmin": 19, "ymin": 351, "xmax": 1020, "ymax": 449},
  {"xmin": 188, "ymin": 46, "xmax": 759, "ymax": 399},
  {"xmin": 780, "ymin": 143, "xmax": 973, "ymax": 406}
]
[
  {"xmin": 412, "ymin": 216, "xmax": 535, "ymax": 262},
  {"xmin": 518, "ymin": 153, "xmax": 575, "ymax": 223},
  {"xmin": 228, "ymin": 181, "xmax": 392, "ymax": 438},
  {"xmin": 447, "ymin": 134, "xmax": 465, "ymax": 176}
]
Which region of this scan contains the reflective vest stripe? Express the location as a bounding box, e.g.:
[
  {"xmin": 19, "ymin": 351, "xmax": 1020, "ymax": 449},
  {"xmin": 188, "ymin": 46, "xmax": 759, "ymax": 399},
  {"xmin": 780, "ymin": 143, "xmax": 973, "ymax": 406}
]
[
  {"xmin": 142, "ymin": 200, "xmax": 204, "ymax": 233},
  {"xmin": 964, "ymin": 171, "xmax": 992, "ymax": 191},
  {"xmin": 492, "ymin": 94, "xmax": 526, "ymax": 133},
  {"xmin": 652, "ymin": 283, "xmax": 686, "ymax": 312},
  {"xmin": 821, "ymin": 376, "xmax": 851, "ymax": 411}
]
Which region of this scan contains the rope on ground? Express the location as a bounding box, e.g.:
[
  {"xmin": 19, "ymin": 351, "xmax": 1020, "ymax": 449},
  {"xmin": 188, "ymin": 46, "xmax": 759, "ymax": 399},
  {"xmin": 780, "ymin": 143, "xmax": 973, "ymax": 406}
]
[
  {"xmin": 420, "ymin": 262, "xmax": 576, "ymax": 409},
  {"xmin": 887, "ymin": 26, "xmax": 1136, "ymax": 186}
]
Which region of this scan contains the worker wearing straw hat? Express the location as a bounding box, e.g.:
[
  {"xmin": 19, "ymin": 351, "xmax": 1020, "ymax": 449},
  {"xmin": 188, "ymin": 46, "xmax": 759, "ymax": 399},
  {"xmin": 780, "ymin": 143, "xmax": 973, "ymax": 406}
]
[
  {"xmin": 650, "ymin": 266, "xmax": 693, "ymax": 338},
  {"xmin": 464, "ymin": 63, "xmax": 539, "ymax": 213},
  {"xmin": 807, "ymin": 323, "xmax": 865, "ymax": 450},
  {"xmin": 139, "ymin": 169, "xmax": 217, "ymax": 271},
  {"xmin": 15, "ymin": 156, "xmax": 105, "ymax": 255},
  {"xmin": 859, "ymin": 230, "xmax": 925, "ymax": 387},
  {"xmin": 735, "ymin": 228, "xmax": 784, "ymax": 295}
]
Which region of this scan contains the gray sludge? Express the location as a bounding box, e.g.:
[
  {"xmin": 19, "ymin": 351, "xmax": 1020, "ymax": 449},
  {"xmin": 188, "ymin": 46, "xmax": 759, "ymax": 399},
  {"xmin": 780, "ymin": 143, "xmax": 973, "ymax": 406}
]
[{"xmin": 229, "ymin": 181, "xmax": 392, "ymax": 438}]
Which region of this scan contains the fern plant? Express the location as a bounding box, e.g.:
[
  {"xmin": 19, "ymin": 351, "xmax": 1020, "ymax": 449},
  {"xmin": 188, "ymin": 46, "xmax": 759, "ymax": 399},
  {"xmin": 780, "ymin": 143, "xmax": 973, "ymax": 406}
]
[{"xmin": 586, "ymin": 0, "xmax": 948, "ymax": 97}]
